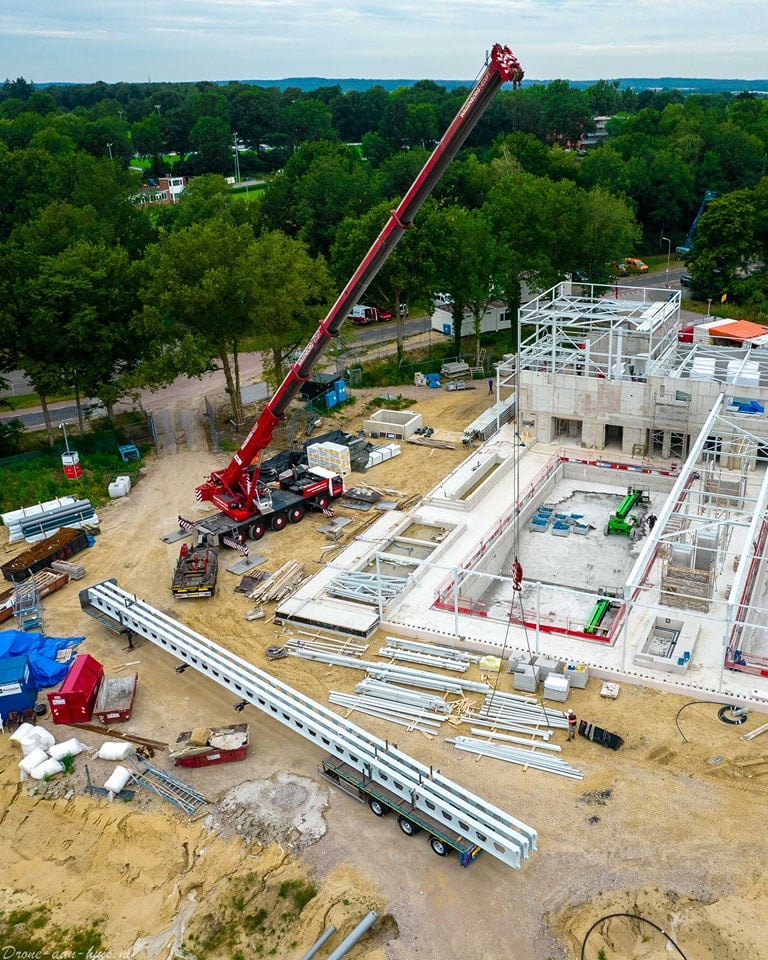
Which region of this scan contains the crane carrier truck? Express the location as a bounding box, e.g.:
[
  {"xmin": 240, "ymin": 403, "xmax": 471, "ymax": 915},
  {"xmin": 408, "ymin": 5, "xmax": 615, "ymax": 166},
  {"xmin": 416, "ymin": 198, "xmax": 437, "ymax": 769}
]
[{"xmin": 182, "ymin": 43, "xmax": 524, "ymax": 566}]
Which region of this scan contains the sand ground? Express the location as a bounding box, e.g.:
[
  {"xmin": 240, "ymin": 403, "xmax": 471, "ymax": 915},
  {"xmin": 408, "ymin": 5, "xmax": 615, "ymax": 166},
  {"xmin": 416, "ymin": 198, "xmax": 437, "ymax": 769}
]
[{"xmin": 2, "ymin": 381, "xmax": 768, "ymax": 960}]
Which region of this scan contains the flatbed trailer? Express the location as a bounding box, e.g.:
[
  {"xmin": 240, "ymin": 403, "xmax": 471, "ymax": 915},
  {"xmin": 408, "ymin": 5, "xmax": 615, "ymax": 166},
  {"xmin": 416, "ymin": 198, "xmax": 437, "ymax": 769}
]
[
  {"xmin": 319, "ymin": 756, "xmax": 483, "ymax": 867},
  {"xmin": 171, "ymin": 543, "xmax": 218, "ymax": 599}
]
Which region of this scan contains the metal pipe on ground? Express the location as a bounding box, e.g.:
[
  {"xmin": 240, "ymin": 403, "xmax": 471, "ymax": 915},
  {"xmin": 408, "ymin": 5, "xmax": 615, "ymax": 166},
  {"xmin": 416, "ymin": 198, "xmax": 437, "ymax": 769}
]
[
  {"xmin": 299, "ymin": 924, "xmax": 336, "ymax": 960},
  {"xmin": 325, "ymin": 912, "xmax": 378, "ymax": 960}
]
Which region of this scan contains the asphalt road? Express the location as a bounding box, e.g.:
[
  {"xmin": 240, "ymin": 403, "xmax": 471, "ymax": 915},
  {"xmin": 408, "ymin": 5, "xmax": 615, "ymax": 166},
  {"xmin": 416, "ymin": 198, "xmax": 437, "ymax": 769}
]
[{"xmin": 0, "ymin": 271, "xmax": 695, "ymax": 432}]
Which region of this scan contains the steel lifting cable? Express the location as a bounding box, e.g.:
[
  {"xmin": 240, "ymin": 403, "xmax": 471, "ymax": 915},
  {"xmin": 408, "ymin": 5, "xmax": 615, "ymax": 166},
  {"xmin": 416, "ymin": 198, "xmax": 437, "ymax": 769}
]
[{"xmin": 489, "ymin": 351, "xmax": 554, "ymax": 727}]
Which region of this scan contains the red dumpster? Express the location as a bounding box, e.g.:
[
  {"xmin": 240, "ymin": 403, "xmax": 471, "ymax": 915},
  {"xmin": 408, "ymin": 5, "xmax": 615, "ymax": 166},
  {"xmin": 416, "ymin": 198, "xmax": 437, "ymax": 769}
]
[{"xmin": 47, "ymin": 653, "xmax": 104, "ymax": 724}]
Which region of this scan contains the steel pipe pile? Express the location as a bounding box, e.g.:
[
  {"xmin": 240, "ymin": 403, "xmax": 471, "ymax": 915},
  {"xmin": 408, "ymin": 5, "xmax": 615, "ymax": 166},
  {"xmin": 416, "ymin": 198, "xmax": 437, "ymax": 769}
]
[
  {"xmin": 80, "ymin": 579, "xmax": 537, "ymax": 869},
  {"xmin": 285, "ymin": 634, "xmax": 369, "ymax": 657},
  {"xmin": 448, "ymin": 736, "xmax": 584, "ymax": 780}
]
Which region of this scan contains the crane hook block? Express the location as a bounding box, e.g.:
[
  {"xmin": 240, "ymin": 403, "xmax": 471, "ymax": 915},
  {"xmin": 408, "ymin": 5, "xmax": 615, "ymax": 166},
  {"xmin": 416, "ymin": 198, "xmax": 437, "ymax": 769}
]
[{"xmin": 512, "ymin": 560, "xmax": 523, "ymax": 591}]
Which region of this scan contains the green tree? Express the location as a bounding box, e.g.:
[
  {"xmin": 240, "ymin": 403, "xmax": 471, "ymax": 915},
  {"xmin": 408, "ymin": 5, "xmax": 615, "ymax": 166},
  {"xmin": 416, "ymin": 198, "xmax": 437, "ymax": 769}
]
[
  {"xmin": 247, "ymin": 230, "xmax": 332, "ymax": 384},
  {"xmin": 188, "ymin": 116, "xmax": 232, "ymax": 175}
]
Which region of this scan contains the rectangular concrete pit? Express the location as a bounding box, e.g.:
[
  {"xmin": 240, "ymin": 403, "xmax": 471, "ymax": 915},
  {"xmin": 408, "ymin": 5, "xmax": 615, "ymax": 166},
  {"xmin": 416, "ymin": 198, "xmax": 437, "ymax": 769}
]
[{"xmin": 363, "ymin": 409, "xmax": 422, "ymax": 440}]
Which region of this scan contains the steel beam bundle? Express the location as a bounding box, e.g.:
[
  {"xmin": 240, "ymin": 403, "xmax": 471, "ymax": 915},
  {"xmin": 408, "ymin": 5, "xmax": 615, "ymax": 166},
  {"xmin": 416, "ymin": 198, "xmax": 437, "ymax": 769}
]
[
  {"xmin": 354, "ymin": 679, "xmax": 453, "ymax": 714},
  {"xmin": 329, "ymin": 690, "xmax": 448, "ymax": 734},
  {"xmin": 377, "ymin": 644, "xmax": 471, "ymax": 673},
  {"xmin": 327, "ymin": 571, "xmax": 408, "ymax": 604},
  {"xmin": 383, "ymin": 636, "xmax": 484, "ymax": 664},
  {"xmin": 285, "ymin": 633, "xmax": 369, "ymax": 658},
  {"xmin": 80, "ymin": 579, "xmax": 537, "ymax": 869},
  {"xmin": 448, "ymin": 736, "xmax": 584, "ymax": 780}
]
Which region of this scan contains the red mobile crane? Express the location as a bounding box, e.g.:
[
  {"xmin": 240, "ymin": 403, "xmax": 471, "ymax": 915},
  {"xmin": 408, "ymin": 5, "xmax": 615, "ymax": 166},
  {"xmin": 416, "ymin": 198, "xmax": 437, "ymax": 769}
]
[{"xmin": 189, "ymin": 44, "xmax": 524, "ymax": 550}]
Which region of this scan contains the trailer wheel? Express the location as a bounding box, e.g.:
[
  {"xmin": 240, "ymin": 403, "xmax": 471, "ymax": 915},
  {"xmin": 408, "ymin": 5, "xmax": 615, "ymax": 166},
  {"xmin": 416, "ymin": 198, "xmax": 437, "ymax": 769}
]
[
  {"xmin": 248, "ymin": 521, "xmax": 266, "ymax": 541},
  {"xmin": 316, "ymin": 495, "xmax": 330, "ymax": 510},
  {"xmin": 271, "ymin": 512, "xmax": 287, "ymax": 531},
  {"xmin": 368, "ymin": 797, "xmax": 388, "ymax": 817},
  {"xmin": 288, "ymin": 505, "xmax": 305, "ymax": 524},
  {"xmin": 429, "ymin": 836, "xmax": 449, "ymax": 857},
  {"xmin": 398, "ymin": 816, "xmax": 421, "ymax": 836}
]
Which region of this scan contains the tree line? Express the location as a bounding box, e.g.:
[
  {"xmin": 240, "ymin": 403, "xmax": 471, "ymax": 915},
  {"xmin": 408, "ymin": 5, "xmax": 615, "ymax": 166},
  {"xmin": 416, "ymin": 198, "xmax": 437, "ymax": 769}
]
[{"xmin": 0, "ymin": 74, "xmax": 767, "ymax": 441}]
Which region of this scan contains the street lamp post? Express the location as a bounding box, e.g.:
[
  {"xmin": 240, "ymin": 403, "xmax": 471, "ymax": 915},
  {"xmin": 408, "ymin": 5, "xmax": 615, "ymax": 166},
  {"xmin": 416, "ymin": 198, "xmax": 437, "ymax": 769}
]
[
  {"xmin": 233, "ymin": 132, "xmax": 241, "ymax": 183},
  {"xmin": 60, "ymin": 422, "xmax": 71, "ymax": 455},
  {"xmin": 106, "ymin": 142, "xmax": 113, "ymax": 160},
  {"xmin": 707, "ymin": 298, "xmax": 712, "ymax": 316},
  {"xmin": 662, "ymin": 236, "xmax": 671, "ymax": 286}
]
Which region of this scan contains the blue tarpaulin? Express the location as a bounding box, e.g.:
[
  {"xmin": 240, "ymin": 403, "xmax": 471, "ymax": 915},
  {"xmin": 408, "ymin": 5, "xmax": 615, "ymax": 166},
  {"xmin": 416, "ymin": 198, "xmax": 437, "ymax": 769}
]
[{"xmin": 0, "ymin": 630, "xmax": 84, "ymax": 686}]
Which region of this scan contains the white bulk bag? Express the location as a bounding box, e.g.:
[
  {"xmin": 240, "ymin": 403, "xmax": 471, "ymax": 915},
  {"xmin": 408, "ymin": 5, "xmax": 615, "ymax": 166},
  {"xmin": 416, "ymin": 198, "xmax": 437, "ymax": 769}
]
[
  {"xmin": 104, "ymin": 765, "xmax": 132, "ymax": 799},
  {"xmin": 30, "ymin": 757, "xmax": 65, "ymax": 780},
  {"xmin": 9, "ymin": 722, "xmax": 36, "ymax": 745},
  {"xmin": 97, "ymin": 741, "xmax": 133, "ymax": 761},
  {"xmin": 18, "ymin": 748, "xmax": 49, "ymax": 776},
  {"xmin": 49, "ymin": 738, "xmax": 87, "ymax": 760}
]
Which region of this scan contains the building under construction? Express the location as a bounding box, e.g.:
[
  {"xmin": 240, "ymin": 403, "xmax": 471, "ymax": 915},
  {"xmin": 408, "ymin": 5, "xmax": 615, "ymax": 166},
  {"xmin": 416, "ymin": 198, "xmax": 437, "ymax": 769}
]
[{"xmin": 275, "ymin": 280, "xmax": 768, "ymax": 707}]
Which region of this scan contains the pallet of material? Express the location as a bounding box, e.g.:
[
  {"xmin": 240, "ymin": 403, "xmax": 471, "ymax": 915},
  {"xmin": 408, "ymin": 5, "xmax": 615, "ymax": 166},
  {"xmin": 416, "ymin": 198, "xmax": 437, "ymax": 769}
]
[
  {"xmin": 2, "ymin": 527, "xmax": 90, "ymax": 582},
  {"xmin": 50, "ymin": 559, "xmax": 86, "ymax": 580},
  {"xmin": 0, "ymin": 568, "xmax": 70, "ymax": 623}
]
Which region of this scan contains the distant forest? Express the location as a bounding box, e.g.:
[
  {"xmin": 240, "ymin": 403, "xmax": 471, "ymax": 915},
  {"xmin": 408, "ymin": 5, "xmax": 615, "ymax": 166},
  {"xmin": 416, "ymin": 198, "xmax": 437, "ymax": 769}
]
[{"xmin": 1, "ymin": 68, "xmax": 768, "ymax": 444}]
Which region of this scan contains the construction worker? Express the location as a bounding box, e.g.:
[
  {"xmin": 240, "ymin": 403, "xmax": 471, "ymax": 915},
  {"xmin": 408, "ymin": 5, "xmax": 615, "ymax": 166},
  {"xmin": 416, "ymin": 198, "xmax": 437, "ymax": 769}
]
[
  {"xmin": 488, "ymin": 377, "xmax": 494, "ymax": 395},
  {"xmin": 566, "ymin": 709, "xmax": 578, "ymax": 741}
]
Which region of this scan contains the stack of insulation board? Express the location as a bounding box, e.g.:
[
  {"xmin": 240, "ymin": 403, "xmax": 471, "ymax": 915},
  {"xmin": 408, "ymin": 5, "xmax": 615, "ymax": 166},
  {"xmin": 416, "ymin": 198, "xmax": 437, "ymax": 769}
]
[
  {"xmin": 307, "ymin": 441, "xmax": 352, "ymax": 476},
  {"xmin": 365, "ymin": 443, "xmax": 401, "ymax": 469}
]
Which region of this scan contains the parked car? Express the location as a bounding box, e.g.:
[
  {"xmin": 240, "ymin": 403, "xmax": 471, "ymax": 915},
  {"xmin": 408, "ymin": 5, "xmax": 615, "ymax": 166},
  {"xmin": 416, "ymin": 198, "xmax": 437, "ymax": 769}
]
[
  {"xmin": 680, "ymin": 274, "xmax": 692, "ymax": 287},
  {"xmin": 348, "ymin": 304, "xmax": 391, "ymax": 324},
  {"xmin": 618, "ymin": 258, "xmax": 649, "ymax": 274}
]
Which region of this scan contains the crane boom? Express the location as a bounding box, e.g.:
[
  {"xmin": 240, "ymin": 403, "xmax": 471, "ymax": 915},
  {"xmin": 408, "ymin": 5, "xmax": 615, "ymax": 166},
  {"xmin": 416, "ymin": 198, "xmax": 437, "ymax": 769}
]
[{"xmin": 196, "ymin": 44, "xmax": 524, "ymax": 518}]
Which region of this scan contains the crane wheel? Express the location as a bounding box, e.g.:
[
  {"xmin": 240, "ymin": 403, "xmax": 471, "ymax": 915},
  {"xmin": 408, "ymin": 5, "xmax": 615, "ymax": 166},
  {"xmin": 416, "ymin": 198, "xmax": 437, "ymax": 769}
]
[
  {"xmin": 271, "ymin": 512, "xmax": 287, "ymax": 531},
  {"xmin": 248, "ymin": 521, "xmax": 266, "ymax": 541},
  {"xmin": 288, "ymin": 505, "xmax": 305, "ymax": 524}
]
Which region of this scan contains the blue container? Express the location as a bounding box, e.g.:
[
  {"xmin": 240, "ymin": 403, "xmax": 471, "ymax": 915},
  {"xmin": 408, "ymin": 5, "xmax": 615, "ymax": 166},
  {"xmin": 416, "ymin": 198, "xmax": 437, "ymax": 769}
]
[
  {"xmin": 335, "ymin": 380, "xmax": 347, "ymax": 402},
  {"xmin": 324, "ymin": 390, "xmax": 337, "ymax": 409}
]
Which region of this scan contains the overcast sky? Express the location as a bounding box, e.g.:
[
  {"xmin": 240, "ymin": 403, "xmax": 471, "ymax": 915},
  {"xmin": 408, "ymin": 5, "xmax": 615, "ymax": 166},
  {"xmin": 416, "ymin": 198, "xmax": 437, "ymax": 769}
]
[{"xmin": 1, "ymin": 0, "xmax": 766, "ymax": 86}]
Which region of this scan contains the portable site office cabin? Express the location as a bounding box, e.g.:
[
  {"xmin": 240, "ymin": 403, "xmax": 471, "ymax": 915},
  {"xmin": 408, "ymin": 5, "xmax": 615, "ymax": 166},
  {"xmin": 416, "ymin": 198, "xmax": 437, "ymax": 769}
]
[
  {"xmin": 431, "ymin": 301, "xmax": 511, "ymax": 337},
  {"xmin": 0, "ymin": 655, "xmax": 38, "ymax": 722}
]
